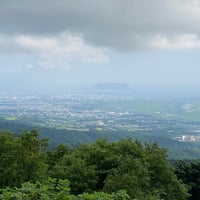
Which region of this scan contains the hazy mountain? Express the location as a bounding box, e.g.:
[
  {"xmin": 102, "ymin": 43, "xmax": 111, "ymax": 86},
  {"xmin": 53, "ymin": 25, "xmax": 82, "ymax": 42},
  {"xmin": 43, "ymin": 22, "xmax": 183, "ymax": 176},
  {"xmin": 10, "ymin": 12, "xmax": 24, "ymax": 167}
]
[{"xmin": 94, "ymin": 83, "xmax": 132, "ymax": 91}]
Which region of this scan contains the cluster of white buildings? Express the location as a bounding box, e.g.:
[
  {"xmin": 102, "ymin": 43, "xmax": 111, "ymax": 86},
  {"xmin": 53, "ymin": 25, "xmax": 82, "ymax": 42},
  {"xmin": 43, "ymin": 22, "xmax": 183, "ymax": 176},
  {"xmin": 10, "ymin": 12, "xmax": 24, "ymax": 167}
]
[{"xmin": 179, "ymin": 135, "xmax": 200, "ymax": 142}]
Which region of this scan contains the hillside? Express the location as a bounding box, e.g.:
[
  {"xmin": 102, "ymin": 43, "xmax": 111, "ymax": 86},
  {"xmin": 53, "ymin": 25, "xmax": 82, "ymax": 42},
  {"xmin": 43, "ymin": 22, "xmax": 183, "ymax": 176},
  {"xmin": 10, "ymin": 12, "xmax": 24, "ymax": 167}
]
[{"xmin": 0, "ymin": 117, "xmax": 200, "ymax": 159}]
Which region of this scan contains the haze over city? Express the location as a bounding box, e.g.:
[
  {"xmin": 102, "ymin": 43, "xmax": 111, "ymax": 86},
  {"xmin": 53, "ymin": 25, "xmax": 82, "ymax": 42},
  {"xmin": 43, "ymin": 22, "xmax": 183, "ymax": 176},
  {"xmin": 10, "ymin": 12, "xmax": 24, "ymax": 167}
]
[{"xmin": 0, "ymin": 0, "xmax": 200, "ymax": 94}]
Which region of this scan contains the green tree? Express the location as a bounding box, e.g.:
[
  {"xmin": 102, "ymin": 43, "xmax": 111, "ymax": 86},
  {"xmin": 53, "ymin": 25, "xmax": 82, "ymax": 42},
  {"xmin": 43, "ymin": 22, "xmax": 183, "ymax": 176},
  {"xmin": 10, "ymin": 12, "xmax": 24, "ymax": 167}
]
[
  {"xmin": 145, "ymin": 142, "xmax": 188, "ymax": 200},
  {"xmin": 48, "ymin": 138, "xmax": 188, "ymax": 199},
  {"xmin": 0, "ymin": 130, "xmax": 48, "ymax": 188},
  {"xmin": 46, "ymin": 143, "xmax": 70, "ymax": 171},
  {"xmin": 175, "ymin": 160, "xmax": 200, "ymax": 200},
  {"xmin": 0, "ymin": 178, "xmax": 71, "ymax": 200},
  {"xmin": 76, "ymin": 139, "xmax": 119, "ymax": 190},
  {"xmin": 50, "ymin": 154, "xmax": 98, "ymax": 194},
  {"xmin": 0, "ymin": 179, "xmax": 130, "ymax": 200},
  {"xmin": 76, "ymin": 190, "xmax": 130, "ymax": 200},
  {"xmin": 103, "ymin": 139, "xmax": 150, "ymax": 198}
]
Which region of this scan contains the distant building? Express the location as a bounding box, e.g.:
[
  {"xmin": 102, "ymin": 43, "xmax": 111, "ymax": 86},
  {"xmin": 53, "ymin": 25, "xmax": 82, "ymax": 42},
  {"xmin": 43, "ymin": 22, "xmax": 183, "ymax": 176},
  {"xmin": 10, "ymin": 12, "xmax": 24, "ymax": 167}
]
[{"xmin": 180, "ymin": 135, "xmax": 200, "ymax": 142}]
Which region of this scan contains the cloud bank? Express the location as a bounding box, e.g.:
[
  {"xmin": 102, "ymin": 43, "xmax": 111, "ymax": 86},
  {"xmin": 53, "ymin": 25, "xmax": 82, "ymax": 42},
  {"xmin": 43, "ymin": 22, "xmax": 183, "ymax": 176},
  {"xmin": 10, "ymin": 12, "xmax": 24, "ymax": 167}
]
[
  {"xmin": 0, "ymin": 33, "xmax": 109, "ymax": 70},
  {"xmin": 1, "ymin": 0, "xmax": 200, "ymax": 69}
]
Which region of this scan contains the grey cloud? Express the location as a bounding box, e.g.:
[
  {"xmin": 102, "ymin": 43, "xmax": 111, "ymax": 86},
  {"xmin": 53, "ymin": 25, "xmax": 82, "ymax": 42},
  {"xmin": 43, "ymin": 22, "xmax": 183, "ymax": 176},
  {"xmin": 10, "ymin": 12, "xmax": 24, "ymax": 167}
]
[
  {"xmin": 0, "ymin": 33, "xmax": 109, "ymax": 70},
  {"xmin": 1, "ymin": 0, "xmax": 200, "ymax": 50}
]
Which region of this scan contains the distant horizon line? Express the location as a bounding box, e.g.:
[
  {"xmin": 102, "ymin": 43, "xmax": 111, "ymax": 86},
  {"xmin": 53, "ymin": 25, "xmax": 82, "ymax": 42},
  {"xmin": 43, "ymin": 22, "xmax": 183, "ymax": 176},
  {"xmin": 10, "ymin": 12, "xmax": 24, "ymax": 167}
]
[{"xmin": 0, "ymin": 84, "xmax": 200, "ymax": 98}]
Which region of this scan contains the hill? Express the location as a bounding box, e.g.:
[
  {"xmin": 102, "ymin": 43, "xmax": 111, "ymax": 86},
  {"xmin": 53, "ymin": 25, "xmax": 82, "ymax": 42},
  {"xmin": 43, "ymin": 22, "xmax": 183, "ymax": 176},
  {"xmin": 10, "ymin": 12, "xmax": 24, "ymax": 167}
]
[{"xmin": 0, "ymin": 117, "xmax": 200, "ymax": 159}]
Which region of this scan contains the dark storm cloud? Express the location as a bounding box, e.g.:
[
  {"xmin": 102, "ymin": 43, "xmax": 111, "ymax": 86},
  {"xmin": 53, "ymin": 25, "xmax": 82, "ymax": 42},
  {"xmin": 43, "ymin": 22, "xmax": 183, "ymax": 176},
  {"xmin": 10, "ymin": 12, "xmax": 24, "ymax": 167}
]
[{"xmin": 1, "ymin": 0, "xmax": 200, "ymax": 50}]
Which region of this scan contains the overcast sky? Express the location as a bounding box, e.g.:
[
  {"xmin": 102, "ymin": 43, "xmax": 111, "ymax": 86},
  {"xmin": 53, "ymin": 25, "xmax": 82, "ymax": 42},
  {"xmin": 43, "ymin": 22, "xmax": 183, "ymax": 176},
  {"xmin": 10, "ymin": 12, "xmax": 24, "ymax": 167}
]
[{"xmin": 1, "ymin": 0, "xmax": 200, "ymax": 93}]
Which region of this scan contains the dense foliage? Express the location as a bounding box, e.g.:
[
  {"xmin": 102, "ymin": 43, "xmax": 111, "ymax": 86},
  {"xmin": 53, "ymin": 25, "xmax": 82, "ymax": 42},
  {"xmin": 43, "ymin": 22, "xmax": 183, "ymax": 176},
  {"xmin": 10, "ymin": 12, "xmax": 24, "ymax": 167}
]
[
  {"xmin": 0, "ymin": 130, "xmax": 194, "ymax": 199},
  {"xmin": 0, "ymin": 130, "xmax": 48, "ymax": 188},
  {"xmin": 0, "ymin": 178, "xmax": 130, "ymax": 200},
  {"xmin": 175, "ymin": 160, "xmax": 200, "ymax": 200}
]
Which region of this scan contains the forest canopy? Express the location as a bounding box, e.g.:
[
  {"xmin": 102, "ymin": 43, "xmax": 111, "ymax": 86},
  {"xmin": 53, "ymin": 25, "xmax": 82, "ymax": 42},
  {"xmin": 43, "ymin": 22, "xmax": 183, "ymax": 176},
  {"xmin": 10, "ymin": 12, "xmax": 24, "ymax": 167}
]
[{"xmin": 0, "ymin": 130, "xmax": 196, "ymax": 200}]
